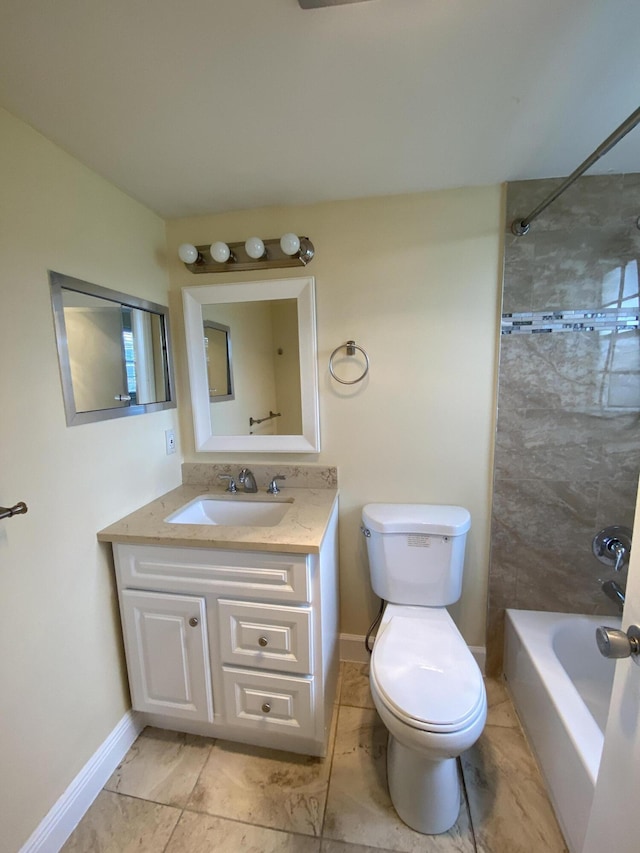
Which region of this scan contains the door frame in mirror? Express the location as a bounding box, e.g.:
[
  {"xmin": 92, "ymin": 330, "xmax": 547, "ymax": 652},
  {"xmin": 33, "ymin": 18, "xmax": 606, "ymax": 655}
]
[
  {"xmin": 49, "ymin": 270, "xmax": 176, "ymax": 426},
  {"xmin": 182, "ymin": 276, "xmax": 320, "ymax": 453}
]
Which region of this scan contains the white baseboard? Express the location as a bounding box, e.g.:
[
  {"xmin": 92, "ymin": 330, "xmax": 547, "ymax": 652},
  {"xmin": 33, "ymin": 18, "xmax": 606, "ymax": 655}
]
[
  {"xmin": 340, "ymin": 632, "xmax": 486, "ymax": 674},
  {"xmin": 20, "ymin": 710, "xmax": 144, "ymax": 853},
  {"xmin": 339, "ymin": 632, "xmax": 371, "ymax": 663}
]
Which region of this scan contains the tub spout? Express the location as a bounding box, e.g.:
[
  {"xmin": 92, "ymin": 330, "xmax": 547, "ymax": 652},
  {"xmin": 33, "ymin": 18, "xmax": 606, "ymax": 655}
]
[{"xmin": 602, "ymin": 580, "xmax": 626, "ymax": 610}]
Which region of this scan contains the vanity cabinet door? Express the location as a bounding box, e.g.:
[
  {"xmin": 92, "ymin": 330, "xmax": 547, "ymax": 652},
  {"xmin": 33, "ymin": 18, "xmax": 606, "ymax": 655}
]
[{"xmin": 120, "ymin": 589, "xmax": 213, "ymax": 723}]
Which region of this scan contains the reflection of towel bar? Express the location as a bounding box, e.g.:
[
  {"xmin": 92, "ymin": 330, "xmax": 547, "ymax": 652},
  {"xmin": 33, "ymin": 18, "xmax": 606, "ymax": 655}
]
[{"xmin": 249, "ymin": 410, "xmax": 281, "ymax": 426}]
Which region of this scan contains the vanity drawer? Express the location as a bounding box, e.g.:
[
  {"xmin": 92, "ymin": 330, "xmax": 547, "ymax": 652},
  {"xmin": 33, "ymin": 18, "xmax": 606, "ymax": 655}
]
[
  {"xmin": 114, "ymin": 544, "xmax": 310, "ymax": 603},
  {"xmin": 218, "ymin": 599, "xmax": 312, "ymax": 674},
  {"xmin": 222, "ymin": 667, "xmax": 314, "ymax": 735}
]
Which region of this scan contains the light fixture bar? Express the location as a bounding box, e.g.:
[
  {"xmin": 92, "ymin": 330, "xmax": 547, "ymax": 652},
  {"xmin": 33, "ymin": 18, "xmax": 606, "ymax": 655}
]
[{"xmin": 181, "ymin": 236, "xmax": 314, "ymax": 274}]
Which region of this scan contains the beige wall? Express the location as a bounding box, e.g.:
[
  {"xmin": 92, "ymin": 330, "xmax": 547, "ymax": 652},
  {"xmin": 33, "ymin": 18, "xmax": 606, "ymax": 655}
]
[
  {"xmin": 166, "ymin": 187, "xmax": 502, "ymax": 645},
  {"xmin": 0, "ymin": 108, "xmax": 181, "ymax": 852}
]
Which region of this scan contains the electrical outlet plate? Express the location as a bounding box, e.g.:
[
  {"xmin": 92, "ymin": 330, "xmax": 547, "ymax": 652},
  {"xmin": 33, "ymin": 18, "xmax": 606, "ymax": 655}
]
[{"xmin": 165, "ymin": 429, "xmax": 176, "ymax": 455}]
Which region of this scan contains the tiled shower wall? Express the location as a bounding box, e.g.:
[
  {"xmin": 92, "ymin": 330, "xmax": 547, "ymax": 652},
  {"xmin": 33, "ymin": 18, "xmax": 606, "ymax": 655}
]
[{"xmin": 487, "ymin": 173, "xmax": 640, "ymax": 676}]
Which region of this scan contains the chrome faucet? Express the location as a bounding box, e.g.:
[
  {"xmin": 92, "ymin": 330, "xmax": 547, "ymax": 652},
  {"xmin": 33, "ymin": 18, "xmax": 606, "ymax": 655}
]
[
  {"xmin": 238, "ymin": 468, "xmax": 258, "ymax": 493},
  {"xmin": 602, "ymin": 579, "xmax": 626, "ymax": 611}
]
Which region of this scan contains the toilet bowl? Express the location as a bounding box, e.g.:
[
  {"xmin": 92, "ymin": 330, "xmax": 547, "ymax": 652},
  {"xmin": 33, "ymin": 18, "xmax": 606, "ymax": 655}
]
[
  {"xmin": 361, "ymin": 503, "xmax": 486, "ymax": 835},
  {"xmin": 368, "ymin": 604, "xmax": 486, "ymax": 834}
]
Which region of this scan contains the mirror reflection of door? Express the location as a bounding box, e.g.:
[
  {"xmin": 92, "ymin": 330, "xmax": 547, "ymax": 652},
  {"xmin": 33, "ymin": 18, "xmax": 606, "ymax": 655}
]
[
  {"xmin": 60, "ymin": 288, "xmax": 173, "ymax": 413},
  {"xmin": 63, "ymin": 292, "xmax": 130, "ymax": 411},
  {"xmin": 129, "ymin": 309, "xmax": 169, "ymax": 404},
  {"xmin": 204, "ymin": 321, "xmax": 234, "ymax": 401}
]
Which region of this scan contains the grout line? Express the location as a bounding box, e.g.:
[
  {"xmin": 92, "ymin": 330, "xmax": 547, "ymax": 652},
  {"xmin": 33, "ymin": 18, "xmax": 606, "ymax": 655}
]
[
  {"xmin": 458, "ymin": 756, "xmax": 479, "ymax": 853},
  {"xmin": 318, "ymin": 699, "xmax": 345, "ymax": 839},
  {"xmin": 178, "ymin": 804, "xmax": 326, "ymax": 841},
  {"xmin": 161, "ymin": 806, "xmax": 185, "ymax": 853},
  {"xmin": 181, "ymin": 736, "xmax": 216, "ymax": 809},
  {"xmin": 100, "ymin": 789, "xmax": 188, "ymax": 812}
]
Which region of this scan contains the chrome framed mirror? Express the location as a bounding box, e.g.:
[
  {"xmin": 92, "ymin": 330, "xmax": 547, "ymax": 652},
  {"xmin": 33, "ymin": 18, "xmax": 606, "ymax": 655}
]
[
  {"xmin": 182, "ymin": 276, "xmax": 320, "ymax": 453},
  {"xmin": 49, "ymin": 270, "xmax": 176, "ymax": 426},
  {"xmin": 204, "ymin": 320, "xmax": 235, "ymax": 402}
]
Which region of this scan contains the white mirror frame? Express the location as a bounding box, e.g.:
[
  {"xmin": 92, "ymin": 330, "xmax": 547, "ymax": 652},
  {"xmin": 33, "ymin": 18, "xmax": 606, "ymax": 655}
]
[{"xmin": 182, "ymin": 276, "xmax": 320, "ymax": 453}]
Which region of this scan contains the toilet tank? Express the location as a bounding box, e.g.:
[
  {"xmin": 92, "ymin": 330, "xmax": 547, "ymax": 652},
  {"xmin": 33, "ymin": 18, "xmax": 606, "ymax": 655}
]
[{"xmin": 362, "ymin": 503, "xmax": 471, "ymax": 606}]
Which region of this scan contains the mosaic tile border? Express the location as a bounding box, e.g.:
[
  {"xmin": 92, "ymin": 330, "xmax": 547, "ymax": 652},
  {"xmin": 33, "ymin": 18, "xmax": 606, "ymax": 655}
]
[{"xmin": 501, "ymin": 308, "xmax": 639, "ymax": 335}]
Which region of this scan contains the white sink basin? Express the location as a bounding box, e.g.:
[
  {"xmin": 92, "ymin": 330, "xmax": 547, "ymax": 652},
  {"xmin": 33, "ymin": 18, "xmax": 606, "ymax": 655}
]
[{"xmin": 165, "ymin": 496, "xmax": 291, "ymax": 527}]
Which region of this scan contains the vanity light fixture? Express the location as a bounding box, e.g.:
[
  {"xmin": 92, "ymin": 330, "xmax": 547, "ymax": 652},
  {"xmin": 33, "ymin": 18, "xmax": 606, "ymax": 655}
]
[
  {"xmin": 178, "ymin": 243, "xmax": 201, "ymax": 264},
  {"xmin": 244, "ymin": 236, "xmax": 266, "ymax": 260},
  {"xmin": 210, "ymin": 241, "xmax": 235, "ymax": 263},
  {"xmin": 177, "ymin": 235, "xmax": 314, "ymax": 274}
]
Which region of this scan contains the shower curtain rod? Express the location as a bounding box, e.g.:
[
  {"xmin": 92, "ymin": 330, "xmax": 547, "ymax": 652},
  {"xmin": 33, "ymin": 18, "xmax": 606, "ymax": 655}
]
[{"xmin": 511, "ymin": 104, "xmax": 640, "ymax": 236}]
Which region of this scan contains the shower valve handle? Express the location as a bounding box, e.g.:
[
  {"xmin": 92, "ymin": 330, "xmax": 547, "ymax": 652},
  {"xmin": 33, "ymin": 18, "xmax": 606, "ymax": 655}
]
[{"xmin": 596, "ymin": 625, "xmax": 640, "ymax": 659}]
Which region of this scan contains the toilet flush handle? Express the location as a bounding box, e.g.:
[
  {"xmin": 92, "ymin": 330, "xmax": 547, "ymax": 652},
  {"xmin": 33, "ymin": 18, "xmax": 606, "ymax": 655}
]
[{"xmin": 360, "ymin": 525, "xmax": 371, "ymax": 538}]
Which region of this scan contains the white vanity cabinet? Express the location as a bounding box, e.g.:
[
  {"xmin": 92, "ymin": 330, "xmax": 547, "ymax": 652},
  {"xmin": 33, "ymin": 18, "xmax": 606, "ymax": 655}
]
[{"xmin": 111, "ymin": 502, "xmax": 338, "ymax": 757}]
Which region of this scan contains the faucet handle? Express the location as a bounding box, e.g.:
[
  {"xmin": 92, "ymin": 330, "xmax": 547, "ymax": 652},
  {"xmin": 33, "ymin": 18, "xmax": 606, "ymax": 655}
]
[
  {"xmin": 592, "ymin": 526, "xmax": 632, "ymax": 571},
  {"xmin": 218, "ymin": 474, "xmax": 237, "ymax": 493},
  {"xmin": 267, "ymin": 475, "xmax": 286, "ymax": 495}
]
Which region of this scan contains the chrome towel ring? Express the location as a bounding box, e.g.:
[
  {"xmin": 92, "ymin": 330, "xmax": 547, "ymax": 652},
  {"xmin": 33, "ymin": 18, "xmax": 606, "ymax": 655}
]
[{"xmin": 329, "ymin": 340, "xmax": 369, "ymax": 385}]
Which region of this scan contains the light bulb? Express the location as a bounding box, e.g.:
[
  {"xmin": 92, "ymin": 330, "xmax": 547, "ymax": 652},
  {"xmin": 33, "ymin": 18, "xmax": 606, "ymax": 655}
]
[
  {"xmin": 178, "ymin": 243, "xmax": 199, "ymax": 264},
  {"xmin": 210, "ymin": 241, "xmax": 231, "ymax": 263},
  {"xmin": 280, "ymin": 233, "xmax": 300, "ymax": 256},
  {"xmin": 245, "ymin": 236, "xmax": 266, "ymax": 259}
]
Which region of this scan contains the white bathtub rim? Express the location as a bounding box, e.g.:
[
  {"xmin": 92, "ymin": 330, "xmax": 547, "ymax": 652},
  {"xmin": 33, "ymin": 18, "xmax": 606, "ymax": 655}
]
[{"xmin": 505, "ymin": 608, "xmax": 618, "ymax": 786}]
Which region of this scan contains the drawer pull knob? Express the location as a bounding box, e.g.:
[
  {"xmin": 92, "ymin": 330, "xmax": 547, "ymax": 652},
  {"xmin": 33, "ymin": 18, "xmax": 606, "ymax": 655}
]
[
  {"xmin": 261, "ymin": 702, "xmax": 272, "ymax": 713},
  {"xmin": 258, "ymin": 636, "xmax": 269, "ymax": 647},
  {"xmin": 189, "ymin": 617, "xmax": 199, "ymax": 627}
]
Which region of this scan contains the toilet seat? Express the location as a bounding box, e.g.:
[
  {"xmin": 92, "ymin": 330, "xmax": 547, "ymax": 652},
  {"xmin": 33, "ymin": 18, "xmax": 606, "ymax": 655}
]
[{"xmin": 371, "ymin": 608, "xmax": 484, "ymax": 734}]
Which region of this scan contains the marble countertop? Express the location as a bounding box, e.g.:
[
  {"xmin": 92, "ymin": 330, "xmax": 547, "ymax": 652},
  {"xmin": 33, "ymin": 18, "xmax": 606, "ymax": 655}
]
[{"xmin": 97, "ymin": 484, "xmax": 339, "ymax": 554}]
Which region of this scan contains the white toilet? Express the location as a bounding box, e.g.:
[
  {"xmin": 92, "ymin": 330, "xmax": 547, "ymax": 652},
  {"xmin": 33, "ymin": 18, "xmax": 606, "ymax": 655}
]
[{"xmin": 361, "ymin": 503, "xmax": 487, "ymax": 835}]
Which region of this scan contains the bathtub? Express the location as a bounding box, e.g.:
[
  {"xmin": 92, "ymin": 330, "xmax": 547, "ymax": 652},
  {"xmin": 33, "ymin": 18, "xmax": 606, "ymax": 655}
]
[{"xmin": 504, "ymin": 609, "xmax": 621, "ymax": 853}]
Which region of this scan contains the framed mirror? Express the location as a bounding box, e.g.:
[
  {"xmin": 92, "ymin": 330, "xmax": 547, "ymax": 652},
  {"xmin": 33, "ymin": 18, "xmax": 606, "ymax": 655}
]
[
  {"xmin": 182, "ymin": 276, "xmax": 320, "ymax": 453},
  {"xmin": 49, "ymin": 271, "xmax": 176, "ymax": 426},
  {"xmin": 204, "ymin": 320, "xmax": 234, "ymax": 402}
]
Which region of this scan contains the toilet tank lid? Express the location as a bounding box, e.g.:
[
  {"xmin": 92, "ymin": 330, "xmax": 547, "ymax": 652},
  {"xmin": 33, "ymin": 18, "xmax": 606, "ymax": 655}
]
[{"xmin": 362, "ymin": 503, "xmax": 471, "ymax": 536}]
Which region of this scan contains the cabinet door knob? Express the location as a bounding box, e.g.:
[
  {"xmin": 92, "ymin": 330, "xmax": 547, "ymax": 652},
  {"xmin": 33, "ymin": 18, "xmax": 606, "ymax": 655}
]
[
  {"xmin": 258, "ymin": 636, "xmax": 269, "ymax": 647},
  {"xmin": 261, "ymin": 702, "xmax": 271, "ymax": 713},
  {"xmin": 189, "ymin": 617, "xmax": 199, "ymax": 627}
]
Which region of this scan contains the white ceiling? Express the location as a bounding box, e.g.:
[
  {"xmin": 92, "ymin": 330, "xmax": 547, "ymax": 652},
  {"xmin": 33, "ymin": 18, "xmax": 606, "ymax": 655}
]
[{"xmin": 1, "ymin": 0, "xmax": 639, "ymax": 218}]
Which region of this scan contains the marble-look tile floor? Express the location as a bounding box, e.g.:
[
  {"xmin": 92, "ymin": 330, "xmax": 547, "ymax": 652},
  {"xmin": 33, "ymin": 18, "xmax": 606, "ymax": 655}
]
[{"xmin": 63, "ymin": 664, "xmax": 568, "ymax": 853}]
